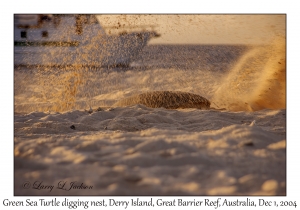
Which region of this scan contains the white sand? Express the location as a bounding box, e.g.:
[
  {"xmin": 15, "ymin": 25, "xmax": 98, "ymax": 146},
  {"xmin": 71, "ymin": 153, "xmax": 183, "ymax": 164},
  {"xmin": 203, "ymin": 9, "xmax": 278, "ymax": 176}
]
[{"xmin": 14, "ymin": 106, "xmax": 286, "ymax": 195}]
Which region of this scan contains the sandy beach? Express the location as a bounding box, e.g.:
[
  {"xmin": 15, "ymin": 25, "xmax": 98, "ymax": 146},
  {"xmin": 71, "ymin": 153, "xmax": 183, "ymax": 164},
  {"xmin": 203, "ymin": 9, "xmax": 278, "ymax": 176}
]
[
  {"xmin": 14, "ymin": 106, "xmax": 286, "ymax": 195},
  {"xmin": 11, "ymin": 13, "xmax": 288, "ymax": 197},
  {"xmin": 14, "ymin": 39, "xmax": 286, "ymax": 195}
]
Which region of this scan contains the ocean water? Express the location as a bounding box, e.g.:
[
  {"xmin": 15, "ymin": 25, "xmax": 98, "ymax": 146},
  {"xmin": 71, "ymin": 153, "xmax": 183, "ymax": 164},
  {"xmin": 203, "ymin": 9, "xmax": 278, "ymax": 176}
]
[{"xmin": 14, "ymin": 39, "xmax": 285, "ymax": 113}]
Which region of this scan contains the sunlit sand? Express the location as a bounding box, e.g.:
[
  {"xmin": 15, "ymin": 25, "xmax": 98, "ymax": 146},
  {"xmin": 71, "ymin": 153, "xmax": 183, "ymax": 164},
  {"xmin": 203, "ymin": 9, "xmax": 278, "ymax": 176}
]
[{"xmin": 14, "ymin": 15, "xmax": 286, "ymax": 196}]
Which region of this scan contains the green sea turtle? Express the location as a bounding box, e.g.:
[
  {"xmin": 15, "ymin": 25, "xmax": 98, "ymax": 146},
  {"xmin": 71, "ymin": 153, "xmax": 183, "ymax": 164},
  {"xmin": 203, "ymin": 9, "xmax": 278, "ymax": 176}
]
[{"xmin": 113, "ymin": 91, "xmax": 210, "ymax": 109}]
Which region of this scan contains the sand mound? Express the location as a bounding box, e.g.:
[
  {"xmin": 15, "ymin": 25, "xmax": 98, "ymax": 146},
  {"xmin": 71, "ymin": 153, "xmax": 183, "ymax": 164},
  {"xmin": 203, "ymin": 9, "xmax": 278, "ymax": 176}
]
[{"xmin": 113, "ymin": 91, "xmax": 210, "ymax": 109}]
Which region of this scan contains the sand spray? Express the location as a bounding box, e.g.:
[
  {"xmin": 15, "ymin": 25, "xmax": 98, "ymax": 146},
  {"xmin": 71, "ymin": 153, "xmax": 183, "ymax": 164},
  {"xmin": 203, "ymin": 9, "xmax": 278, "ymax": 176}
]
[
  {"xmin": 14, "ymin": 37, "xmax": 285, "ymax": 113},
  {"xmin": 211, "ymin": 36, "xmax": 286, "ymax": 111}
]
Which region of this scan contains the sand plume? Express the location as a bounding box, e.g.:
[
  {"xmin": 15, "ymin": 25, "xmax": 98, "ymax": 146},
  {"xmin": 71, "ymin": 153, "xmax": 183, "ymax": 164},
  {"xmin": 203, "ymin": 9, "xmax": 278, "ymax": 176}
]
[{"xmin": 212, "ymin": 37, "xmax": 286, "ymax": 111}]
